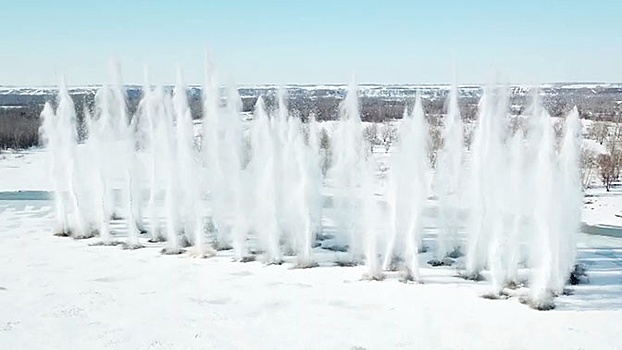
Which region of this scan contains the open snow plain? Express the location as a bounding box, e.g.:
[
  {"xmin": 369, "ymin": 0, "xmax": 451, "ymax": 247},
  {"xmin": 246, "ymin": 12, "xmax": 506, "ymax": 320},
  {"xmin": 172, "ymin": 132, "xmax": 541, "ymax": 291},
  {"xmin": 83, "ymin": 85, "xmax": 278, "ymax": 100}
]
[{"xmin": 0, "ymin": 149, "xmax": 621, "ymax": 350}]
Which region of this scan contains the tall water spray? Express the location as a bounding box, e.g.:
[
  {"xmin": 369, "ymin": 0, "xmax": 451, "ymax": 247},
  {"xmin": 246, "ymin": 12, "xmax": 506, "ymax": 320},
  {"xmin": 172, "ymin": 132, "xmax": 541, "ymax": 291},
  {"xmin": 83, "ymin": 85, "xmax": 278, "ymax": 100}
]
[
  {"xmin": 330, "ymin": 82, "xmax": 378, "ymax": 274},
  {"xmin": 556, "ymin": 107, "xmax": 582, "ymax": 291},
  {"xmin": 306, "ymin": 114, "xmax": 324, "ymax": 237},
  {"xmin": 40, "ymin": 103, "xmax": 66, "ymax": 233},
  {"xmin": 90, "ymin": 84, "xmax": 122, "ymax": 244},
  {"xmin": 106, "ymin": 64, "xmax": 144, "ymax": 249},
  {"xmin": 40, "ymin": 62, "xmax": 586, "ymax": 310},
  {"xmin": 137, "ymin": 70, "xmax": 166, "ymax": 242},
  {"xmin": 506, "ymin": 128, "xmax": 527, "ymax": 284},
  {"xmin": 384, "ymin": 92, "xmax": 430, "ymax": 281},
  {"xmin": 40, "ymin": 80, "xmax": 83, "ymax": 237},
  {"xmin": 59, "ymin": 81, "xmax": 86, "ymax": 238},
  {"xmin": 173, "ymin": 69, "xmax": 206, "ymax": 255},
  {"xmin": 295, "ymin": 114, "xmax": 324, "ymax": 267},
  {"xmin": 250, "ymin": 97, "xmax": 282, "ymax": 263},
  {"xmin": 273, "ymin": 90, "xmax": 292, "ymax": 253},
  {"xmin": 286, "ymin": 115, "xmax": 317, "ymax": 267},
  {"xmin": 330, "ymin": 82, "xmax": 361, "ymax": 263},
  {"xmin": 271, "ymin": 91, "xmax": 321, "ymax": 266},
  {"xmin": 222, "ymin": 83, "xmax": 248, "ymax": 260},
  {"xmin": 201, "ymin": 62, "xmax": 229, "ymax": 249},
  {"xmin": 528, "ymin": 92, "xmax": 558, "ymax": 308},
  {"xmin": 161, "ymin": 85, "xmax": 183, "ymax": 254},
  {"xmin": 528, "ymin": 105, "xmax": 582, "ymax": 308},
  {"xmin": 465, "ymin": 85, "xmax": 510, "ymax": 291},
  {"xmin": 436, "ymin": 85, "xmax": 465, "ymax": 259}
]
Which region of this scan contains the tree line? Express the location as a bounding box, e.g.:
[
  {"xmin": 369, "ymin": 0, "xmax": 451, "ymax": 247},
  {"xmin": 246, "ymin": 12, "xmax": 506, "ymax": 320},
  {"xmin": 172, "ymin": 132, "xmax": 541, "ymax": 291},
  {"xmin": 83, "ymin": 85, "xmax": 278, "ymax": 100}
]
[{"xmin": 0, "ymin": 87, "xmax": 620, "ymax": 151}]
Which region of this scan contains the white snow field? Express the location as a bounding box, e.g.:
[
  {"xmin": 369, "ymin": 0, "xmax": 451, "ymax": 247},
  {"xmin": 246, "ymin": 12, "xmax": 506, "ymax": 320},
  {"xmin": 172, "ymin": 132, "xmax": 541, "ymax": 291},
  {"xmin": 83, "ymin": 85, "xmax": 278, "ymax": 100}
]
[{"xmin": 0, "ymin": 149, "xmax": 621, "ymax": 350}]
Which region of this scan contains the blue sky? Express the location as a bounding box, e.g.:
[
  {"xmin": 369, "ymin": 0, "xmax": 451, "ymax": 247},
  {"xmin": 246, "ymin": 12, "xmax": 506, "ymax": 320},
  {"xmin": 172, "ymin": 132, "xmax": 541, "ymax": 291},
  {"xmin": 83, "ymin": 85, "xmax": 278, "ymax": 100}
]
[{"xmin": 1, "ymin": 0, "xmax": 620, "ymax": 85}]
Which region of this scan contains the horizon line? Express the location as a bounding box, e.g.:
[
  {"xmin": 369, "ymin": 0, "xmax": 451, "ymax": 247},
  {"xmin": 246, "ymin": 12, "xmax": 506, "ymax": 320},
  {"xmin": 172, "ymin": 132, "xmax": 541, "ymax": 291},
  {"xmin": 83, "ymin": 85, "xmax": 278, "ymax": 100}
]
[{"xmin": 1, "ymin": 81, "xmax": 620, "ymax": 89}]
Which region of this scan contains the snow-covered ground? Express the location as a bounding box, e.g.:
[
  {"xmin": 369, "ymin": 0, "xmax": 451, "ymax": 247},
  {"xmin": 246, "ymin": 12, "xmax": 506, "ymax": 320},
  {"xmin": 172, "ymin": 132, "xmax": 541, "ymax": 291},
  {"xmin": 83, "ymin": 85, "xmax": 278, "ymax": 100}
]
[
  {"xmin": 1, "ymin": 149, "xmax": 622, "ymax": 349},
  {"xmin": 584, "ymin": 186, "xmax": 622, "ymax": 227}
]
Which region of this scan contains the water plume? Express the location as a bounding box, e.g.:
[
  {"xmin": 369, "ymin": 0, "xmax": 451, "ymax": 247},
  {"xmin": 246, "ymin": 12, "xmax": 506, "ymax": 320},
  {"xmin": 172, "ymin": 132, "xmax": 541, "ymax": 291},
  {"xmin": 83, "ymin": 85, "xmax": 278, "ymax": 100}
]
[
  {"xmin": 384, "ymin": 92, "xmax": 430, "ymax": 281},
  {"xmin": 436, "ymin": 85, "xmax": 464, "ymax": 260}
]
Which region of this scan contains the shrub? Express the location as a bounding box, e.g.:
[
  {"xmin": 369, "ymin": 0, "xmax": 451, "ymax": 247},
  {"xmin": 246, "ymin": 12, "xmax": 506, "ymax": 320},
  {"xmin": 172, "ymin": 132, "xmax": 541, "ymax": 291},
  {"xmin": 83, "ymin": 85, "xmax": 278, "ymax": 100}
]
[{"xmin": 0, "ymin": 112, "xmax": 40, "ymax": 149}]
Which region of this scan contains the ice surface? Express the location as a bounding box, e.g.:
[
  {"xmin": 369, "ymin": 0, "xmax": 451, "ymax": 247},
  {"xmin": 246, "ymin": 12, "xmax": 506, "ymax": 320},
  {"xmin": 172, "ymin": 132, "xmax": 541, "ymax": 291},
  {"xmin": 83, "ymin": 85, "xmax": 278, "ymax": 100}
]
[{"xmin": 0, "ymin": 195, "xmax": 621, "ymax": 349}]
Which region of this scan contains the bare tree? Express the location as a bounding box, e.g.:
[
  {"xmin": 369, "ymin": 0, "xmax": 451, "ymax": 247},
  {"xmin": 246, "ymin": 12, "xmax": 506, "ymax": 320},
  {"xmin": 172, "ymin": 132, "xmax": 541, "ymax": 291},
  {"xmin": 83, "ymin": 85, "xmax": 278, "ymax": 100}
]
[
  {"xmin": 319, "ymin": 127, "xmax": 332, "ymax": 176},
  {"xmin": 0, "ymin": 114, "xmax": 39, "ymax": 150},
  {"xmin": 581, "ymin": 147, "xmax": 597, "ymax": 188},
  {"xmin": 598, "ymin": 154, "xmax": 616, "ymax": 191},
  {"xmin": 427, "ymin": 115, "xmax": 444, "ymax": 167},
  {"xmin": 588, "ymin": 121, "xmax": 610, "ymax": 145},
  {"xmin": 379, "ymin": 121, "xmax": 398, "ymax": 153},
  {"xmin": 508, "ymin": 116, "xmax": 528, "ymax": 136},
  {"xmin": 363, "ymin": 123, "xmax": 379, "ymax": 153},
  {"xmin": 605, "ymin": 118, "xmax": 622, "ymax": 180}
]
